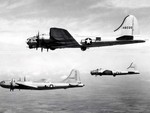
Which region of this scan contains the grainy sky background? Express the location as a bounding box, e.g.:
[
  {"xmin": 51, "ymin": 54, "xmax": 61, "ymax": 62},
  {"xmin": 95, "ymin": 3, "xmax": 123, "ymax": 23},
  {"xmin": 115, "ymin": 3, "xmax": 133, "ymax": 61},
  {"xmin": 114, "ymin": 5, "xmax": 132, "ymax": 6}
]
[{"xmin": 0, "ymin": 0, "xmax": 149, "ymax": 81}]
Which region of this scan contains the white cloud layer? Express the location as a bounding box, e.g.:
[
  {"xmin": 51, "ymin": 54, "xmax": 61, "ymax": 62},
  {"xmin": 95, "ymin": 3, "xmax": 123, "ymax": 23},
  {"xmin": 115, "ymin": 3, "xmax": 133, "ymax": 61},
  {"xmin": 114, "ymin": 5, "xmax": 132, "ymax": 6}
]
[{"xmin": 90, "ymin": 0, "xmax": 150, "ymax": 9}]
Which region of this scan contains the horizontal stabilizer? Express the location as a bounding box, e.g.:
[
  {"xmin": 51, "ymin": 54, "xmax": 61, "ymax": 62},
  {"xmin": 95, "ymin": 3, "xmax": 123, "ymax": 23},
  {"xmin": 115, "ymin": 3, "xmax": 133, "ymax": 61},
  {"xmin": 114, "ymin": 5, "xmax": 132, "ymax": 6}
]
[{"xmin": 116, "ymin": 35, "xmax": 133, "ymax": 40}]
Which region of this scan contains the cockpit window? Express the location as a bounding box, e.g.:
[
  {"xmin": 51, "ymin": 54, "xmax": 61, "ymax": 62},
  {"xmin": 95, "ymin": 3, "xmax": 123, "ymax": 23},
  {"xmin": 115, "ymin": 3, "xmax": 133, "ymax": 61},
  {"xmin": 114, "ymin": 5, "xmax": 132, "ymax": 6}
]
[
  {"xmin": 27, "ymin": 38, "xmax": 31, "ymax": 41},
  {"xmin": 27, "ymin": 36, "xmax": 38, "ymax": 43}
]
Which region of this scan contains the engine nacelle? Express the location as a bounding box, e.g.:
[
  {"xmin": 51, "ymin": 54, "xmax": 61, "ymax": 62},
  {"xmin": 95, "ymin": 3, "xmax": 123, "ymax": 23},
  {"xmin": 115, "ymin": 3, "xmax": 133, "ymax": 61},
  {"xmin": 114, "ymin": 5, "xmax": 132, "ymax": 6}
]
[{"xmin": 81, "ymin": 46, "xmax": 86, "ymax": 51}]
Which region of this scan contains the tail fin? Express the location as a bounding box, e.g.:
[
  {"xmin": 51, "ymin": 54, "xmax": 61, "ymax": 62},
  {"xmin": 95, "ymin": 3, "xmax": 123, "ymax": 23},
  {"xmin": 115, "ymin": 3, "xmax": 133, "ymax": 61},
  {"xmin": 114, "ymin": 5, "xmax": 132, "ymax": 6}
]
[
  {"xmin": 127, "ymin": 62, "xmax": 136, "ymax": 71},
  {"xmin": 62, "ymin": 69, "xmax": 81, "ymax": 84},
  {"xmin": 114, "ymin": 15, "xmax": 139, "ymax": 38}
]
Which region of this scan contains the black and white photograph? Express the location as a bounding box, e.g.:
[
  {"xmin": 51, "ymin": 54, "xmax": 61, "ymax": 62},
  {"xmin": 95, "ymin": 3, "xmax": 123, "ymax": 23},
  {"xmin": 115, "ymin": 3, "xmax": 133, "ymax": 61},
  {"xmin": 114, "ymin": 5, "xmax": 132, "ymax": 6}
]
[{"xmin": 0, "ymin": 0, "xmax": 150, "ymax": 113}]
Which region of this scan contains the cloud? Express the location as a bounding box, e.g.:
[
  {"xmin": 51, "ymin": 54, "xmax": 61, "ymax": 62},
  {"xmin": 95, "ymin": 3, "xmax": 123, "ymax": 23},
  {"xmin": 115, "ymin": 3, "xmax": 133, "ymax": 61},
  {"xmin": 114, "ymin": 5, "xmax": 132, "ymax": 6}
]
[
  {"xmin": 6, "ymin": 0, "xmax": 36, "ymax": 9},
  {"xmin": 90, "ymin": 0, "xmax": 150, "ymax": 9}
]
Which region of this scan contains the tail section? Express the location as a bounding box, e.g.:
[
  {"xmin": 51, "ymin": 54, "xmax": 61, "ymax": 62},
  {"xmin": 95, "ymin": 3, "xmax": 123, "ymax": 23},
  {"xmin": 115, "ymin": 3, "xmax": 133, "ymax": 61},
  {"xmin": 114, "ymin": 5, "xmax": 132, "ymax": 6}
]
[
  {"xmin": 114, "ymin": 15, "xmax": 139, "ymax": 40},
  {"xmin": 127, "ymin": 62, "xmax": 136, "ymax": 71},
  {"xmin": 127, "ymin": 62, "xmax": 140, "ymax": 74},
  {"xmin": 62, "ymin": 69, "xmax": 81, "ymax": 84}
]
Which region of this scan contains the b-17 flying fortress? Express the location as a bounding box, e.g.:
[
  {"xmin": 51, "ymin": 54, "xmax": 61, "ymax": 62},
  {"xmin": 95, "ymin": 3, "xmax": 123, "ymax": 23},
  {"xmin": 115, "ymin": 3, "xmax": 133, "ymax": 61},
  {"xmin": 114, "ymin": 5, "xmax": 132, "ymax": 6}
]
[{"xmin": 26, "ymin": 15, "xmax": 145, "ymax": 52}]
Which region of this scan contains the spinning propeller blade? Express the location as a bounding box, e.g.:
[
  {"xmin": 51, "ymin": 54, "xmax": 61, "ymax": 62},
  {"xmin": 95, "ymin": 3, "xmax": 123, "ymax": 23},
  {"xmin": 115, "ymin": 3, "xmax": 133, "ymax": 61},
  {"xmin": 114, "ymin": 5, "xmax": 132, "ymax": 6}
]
[{"xmin": 10, "ymin": 79, "xmax": 14, "ymax": 91}]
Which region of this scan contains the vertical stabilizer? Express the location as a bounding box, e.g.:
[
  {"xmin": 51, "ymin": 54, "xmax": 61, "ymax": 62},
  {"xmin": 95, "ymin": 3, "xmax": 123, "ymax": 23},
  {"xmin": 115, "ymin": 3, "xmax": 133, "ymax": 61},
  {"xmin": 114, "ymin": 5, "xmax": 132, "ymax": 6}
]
[
  {"xmin": 62, "ymin": 69, "xmax": 81, "ymax": 84},
  {"xmin": 127, "ymin": 62, "xmax": 136, "ymax": 71},
  {"xmin": 114, "ymin": 15, "xmax": 139, "ymax": 37}
]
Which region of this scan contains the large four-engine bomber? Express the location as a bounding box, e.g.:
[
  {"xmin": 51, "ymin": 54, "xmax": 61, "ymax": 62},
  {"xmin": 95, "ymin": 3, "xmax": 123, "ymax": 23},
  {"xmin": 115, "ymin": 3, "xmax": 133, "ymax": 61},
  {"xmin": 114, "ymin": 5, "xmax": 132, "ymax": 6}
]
[
  {"xmin": 26, "ymin": 15, "xmax": 145, "ymax": 52},
  {"xmin": 0, "ymin": 15, "xmax": 146, "ymax": 91}
]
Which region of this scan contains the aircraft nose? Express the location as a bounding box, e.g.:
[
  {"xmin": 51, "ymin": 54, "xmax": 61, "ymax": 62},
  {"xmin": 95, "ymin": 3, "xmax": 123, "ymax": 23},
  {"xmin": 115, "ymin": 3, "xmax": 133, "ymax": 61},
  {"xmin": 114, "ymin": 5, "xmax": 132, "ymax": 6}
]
[
  {"xmin": 26, "ymin": 38, "xmax": 30, "ymax": 44},
  {"xmin": 0, "ymin": 81, "xmax": 3, "ymax": 85},
  {"xmin": 90, "ymin": 71, "xmax": 94, "ymax": 75},
  {"xmin": 26, "ymin": 38, "xmax": 33, "ymax": 48},
  {"xmin": 0, "ymin": 81, "xmax": 5, "ymax": 86}
]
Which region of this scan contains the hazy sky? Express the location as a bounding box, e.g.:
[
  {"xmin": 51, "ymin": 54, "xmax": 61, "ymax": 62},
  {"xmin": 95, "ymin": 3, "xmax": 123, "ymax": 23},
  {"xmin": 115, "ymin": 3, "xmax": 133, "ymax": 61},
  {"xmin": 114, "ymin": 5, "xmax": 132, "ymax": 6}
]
[{"xmin": 0, "ymin": 0, "xmax": 150, "ymax": 81}]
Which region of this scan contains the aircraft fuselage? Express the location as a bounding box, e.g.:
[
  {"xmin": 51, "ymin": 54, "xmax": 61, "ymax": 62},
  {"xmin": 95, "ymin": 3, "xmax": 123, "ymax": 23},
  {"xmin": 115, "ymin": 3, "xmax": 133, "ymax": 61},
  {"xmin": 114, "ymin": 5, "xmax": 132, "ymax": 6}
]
[
  {"xmin": 90, "ymin": 69, "xmax": 139, "ymax": 77},
  {"xmin": 0, "ymin": 81, "xmax": 84, "ymax": 91}
]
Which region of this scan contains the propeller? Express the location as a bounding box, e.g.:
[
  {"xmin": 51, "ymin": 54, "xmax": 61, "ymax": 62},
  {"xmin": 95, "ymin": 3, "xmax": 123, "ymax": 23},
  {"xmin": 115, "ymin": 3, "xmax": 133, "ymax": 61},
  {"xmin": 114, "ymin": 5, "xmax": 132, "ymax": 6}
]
[
  {"xmin": 37, "ymin": 31, "xmax": 40, "ymax": 39},
  {"xmin": 10, "ymin": 79, "xmax": 14, "ymax": 91},
  {"xmin": 40, "ymin": 38, "xmax": 44, "ymax": 52},
  {"xmin": 36, "ymin": 31, "xmax": 40, "ymax": 49},
  {"xmin": 37, "ymin": 31, "xmax": 45, "ymax": 52}
]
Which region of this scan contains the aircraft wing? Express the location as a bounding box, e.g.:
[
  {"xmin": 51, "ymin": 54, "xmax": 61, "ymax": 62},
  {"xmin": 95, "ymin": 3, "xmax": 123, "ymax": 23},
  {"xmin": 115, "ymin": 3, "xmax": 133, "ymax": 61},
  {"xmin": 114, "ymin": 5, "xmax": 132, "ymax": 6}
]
[
  {"xmin": 16, "ymin": 82, "xmax": 38, "ymax": 89},
  {"xmin": 50, "ymin": 28, "xmax": 80, "ymax": 48}
]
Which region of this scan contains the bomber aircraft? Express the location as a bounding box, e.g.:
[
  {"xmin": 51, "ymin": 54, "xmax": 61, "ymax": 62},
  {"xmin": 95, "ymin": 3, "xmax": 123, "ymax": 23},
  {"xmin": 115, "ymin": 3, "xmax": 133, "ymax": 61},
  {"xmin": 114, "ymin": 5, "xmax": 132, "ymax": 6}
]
[
  {"xmin": 90, "ymin": 63, "xmax": 139, "ymax": 77},
  {"xmin": 0, "ymin": 69, "xmax": 84, "ymax": 91},
  {"xmin": 26, "ymin": 15, "xmax": 145, "ymax": 51}
]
